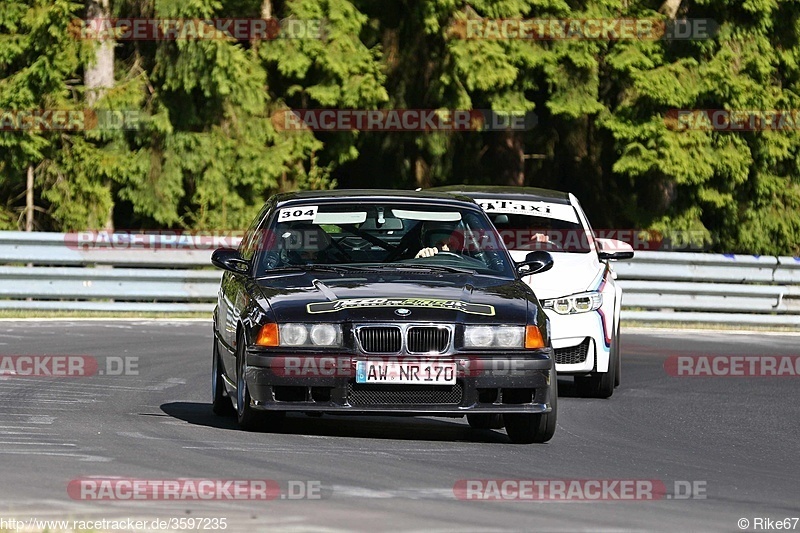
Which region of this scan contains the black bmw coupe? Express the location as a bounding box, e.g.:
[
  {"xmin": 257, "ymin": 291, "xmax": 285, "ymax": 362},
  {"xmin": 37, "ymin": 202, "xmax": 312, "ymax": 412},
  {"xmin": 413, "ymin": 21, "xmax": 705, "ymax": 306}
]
[{"xmin": 210, "ymin": 190, "xmax": 557, "ymax": 443}]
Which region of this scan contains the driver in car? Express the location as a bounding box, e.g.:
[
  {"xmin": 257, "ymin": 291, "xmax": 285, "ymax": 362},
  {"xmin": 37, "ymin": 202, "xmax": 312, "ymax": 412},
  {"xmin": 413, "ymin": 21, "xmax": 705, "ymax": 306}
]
[
  {"xmin": 414, "ymin": 221, "xmax": 463, "ymax": 258},
  {"xmin": 262, "ymin": 224, "xmax": 345, "ymax": 268}
]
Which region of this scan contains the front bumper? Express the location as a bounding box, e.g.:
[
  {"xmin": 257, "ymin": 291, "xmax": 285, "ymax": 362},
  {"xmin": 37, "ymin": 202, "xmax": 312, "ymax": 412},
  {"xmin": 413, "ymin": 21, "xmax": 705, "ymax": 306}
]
[
  {"xmin": 546, "ymin": 310, "xmax": 609, "ymax": 374},
  {"xmin": 244, "ymin": 351, "xmax": 555, "ymax": 415}
]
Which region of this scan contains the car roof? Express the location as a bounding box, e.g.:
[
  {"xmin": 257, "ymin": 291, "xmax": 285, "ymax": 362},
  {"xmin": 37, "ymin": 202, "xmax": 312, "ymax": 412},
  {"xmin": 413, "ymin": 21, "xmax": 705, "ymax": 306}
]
[
  {"xmin": 273, "ymin": 189, "xmax": 478, "ymax": 206},
  {"xmin": 428, "ymin": 185, "xmax": 571, "ymax": 205}
]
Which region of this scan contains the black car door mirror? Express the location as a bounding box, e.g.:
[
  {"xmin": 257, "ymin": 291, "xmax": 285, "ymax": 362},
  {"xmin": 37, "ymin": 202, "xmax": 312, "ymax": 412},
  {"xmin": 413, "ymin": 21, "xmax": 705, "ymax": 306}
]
[
  {"xmin": 211, "ymin": 248, "xmax": 250, "ymax": 275},
  {"xmin": 515, "ymin": 251, "xmax": 554, "ymax": 276}
]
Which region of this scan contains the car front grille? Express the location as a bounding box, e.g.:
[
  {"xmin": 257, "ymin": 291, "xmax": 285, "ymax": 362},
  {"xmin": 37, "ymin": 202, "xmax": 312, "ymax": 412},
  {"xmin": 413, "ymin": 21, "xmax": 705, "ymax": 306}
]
[
  {"xmin": 554, "ymin": 338, "xmax": 591, "ymax": 365},
  {"xmin": 357, "ymin": 327, "xmax": 402, "ymax": 354},
  {"xmin": 407, "ymin": 327, "xmax": 450, "ymax": 353},
  {"xmin": 356, "ymin": 325, "xmax": 451, "ymax": 354},
  {"xmin": 347, "ymin": 382, "xmax": 463, "ymax": 406}
]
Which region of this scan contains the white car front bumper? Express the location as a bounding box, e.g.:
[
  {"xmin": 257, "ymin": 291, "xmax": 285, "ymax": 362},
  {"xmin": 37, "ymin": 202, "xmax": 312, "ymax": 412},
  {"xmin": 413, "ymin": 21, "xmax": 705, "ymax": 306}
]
[{"xmin": 547, "ymin": 309, "xmax": 611, "ymax": 374}]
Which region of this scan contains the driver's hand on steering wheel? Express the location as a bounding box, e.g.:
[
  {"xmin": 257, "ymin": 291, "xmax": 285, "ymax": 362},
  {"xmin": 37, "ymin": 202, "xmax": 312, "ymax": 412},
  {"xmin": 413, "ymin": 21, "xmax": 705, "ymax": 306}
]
[
  {"xmin": 530, "ymin": 233, "xmax": 551, "ymax": 243},
  {"xmin": 415, "ymin": 243, "xmax": 449, "ymax": 258}
]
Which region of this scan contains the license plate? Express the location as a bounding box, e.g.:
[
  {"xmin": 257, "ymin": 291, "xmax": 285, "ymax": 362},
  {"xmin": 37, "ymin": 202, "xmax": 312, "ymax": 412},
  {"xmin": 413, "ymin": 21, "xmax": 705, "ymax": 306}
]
[{"xmin": 356, "ymin": 361, "xmax": 456, "ymax": 384}]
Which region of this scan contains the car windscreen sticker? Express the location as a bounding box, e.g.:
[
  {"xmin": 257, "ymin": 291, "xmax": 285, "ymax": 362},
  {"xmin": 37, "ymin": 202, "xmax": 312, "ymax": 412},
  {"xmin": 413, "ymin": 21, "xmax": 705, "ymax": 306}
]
[
  {"xmin": 279, "ymin": 205, "xmax": 318, "ymax": 222},
  {"xmin": 312, "ymin": 211, "xmax": 367, "ymax": 225},
  {"xmin": 390, "ymin": 209, "xmax": 462, "ymax": 222},
  {"xmin": 475, "ymin": 198, "xmax": 579, "ymax": 224},
  {"xmin": 307, "ymin": 298, "xmax": 495, "ymax": 316}
]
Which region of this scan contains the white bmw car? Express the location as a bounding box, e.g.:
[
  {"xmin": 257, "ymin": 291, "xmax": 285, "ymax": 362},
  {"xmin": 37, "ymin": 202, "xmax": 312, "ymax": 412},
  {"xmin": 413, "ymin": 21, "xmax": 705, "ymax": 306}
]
[{"xmin": 432, "ymin": 186, "xmax": 634, "ymax": 398}]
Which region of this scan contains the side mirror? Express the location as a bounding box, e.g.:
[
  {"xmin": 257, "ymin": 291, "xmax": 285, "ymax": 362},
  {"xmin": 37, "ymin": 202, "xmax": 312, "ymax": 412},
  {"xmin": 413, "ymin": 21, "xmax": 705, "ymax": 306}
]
[
  {"xmin": 516, "ymin": 251, "xmax": 554, "ymax": 277},
  {"xmin": 211, "ymin": 248, "xmax": 250, "ymax": 275},
  {"xmin": 596, "ymin": 238, "xmax": 635, "ymax": 261}
]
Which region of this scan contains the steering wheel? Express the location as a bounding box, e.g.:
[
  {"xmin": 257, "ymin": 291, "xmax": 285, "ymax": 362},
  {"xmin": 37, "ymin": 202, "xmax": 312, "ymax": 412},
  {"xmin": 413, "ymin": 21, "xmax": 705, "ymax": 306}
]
[
  {"xmin": 328, "ymin": 237, "xmax": 355, "ymax": 262},
  {"xmin": 417, "ymin": 251, "xmax": 463, "ymax": 260},
  {"xmin": 435, "ymin": 251, "xmax": 463, "ymax": 259}
]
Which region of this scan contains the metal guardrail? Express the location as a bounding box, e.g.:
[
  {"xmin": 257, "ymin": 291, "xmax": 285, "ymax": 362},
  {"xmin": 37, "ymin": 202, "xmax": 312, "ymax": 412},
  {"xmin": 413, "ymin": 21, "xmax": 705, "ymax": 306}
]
[
  {"xmin": 614, "ymin": 252, "xmax": 800, "ymax": 326},
  {"xmin": 0, "ymin": 231, "xmax": 222, "ymax": 313},
  {"xmin": 0, "ymin": 232, "xmax": 798, "ymax": 325},
  {"xmin": 0, "ymin": 231, "xmax": 216, "ymax": 267}
]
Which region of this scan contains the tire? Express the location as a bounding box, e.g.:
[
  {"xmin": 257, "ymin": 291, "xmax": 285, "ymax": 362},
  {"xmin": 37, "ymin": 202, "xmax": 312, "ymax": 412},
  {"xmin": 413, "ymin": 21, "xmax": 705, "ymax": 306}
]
[
  {"xmin": 211, "ymin": 338, "xmax": 234, "ymax": 416},
  {"xmin": 504, "ymin": 373, "xmax": 558, "ymax": 444},
  {"xmin": 235, "ymin": 333, "xmax": 260, "ymax": 430},
  {"xmin": 467, "ymin": 414, "xmax": 504, "ymax": 430},
  {"xmin": 613, "ymin": 320, "xmax": 621, "ymax": 388},
  {"xmin": 575, "ymin": 344, "xmax": 616, "ymax": 399},
  {"xmin": 235, "ymin": 332, "xmax": 284, "ymax": 431}
]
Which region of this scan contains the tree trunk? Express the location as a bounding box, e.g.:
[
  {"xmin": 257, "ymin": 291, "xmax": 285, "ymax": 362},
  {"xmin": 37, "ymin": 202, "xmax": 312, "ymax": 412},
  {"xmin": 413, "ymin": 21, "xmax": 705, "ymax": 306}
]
[
  {"xmin": 254, "ymin": 0, "xmax": 273, "ymax": 49},
  {"xmin": 85, "ymin": 0, "xmax": 115, "ymax": 228},
  {"xmin": 659, "ymin": 0, "xmax": 682, "ymax": 19},
  {"xmin": 487, "ymin": 131, "xmax": 525, "ymax": 186},
  {"xmin": 85, "ymin": 0, "xmax": 114, "ymax": 106},
  {"xmin": 104, "ymin": 179, "xmax": 115, "ymax": 231},
  {"xmin": 415, "ymin": 156, "xmax": 431, "ymax": 189},
  {"xmin": 25, "ymin": 165, "xmax": 34, "ymax": 232}
]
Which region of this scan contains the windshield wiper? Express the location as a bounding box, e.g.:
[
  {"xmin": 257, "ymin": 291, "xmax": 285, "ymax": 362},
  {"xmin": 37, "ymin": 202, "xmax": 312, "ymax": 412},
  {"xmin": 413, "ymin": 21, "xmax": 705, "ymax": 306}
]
[
  {"xmin": 368, "ymin": 263, "xmax": 476, "ymax": 274},
  {"xmin": 260, "ymin": 264, "xmax": 365, "ymax": 275},
  {"xmin": 262, "ymin": 263, "xmax": 476, "ymax": 276},
  {"xmin": 308, "ymin": 264, "xmax": 366, "ymax": 271}
]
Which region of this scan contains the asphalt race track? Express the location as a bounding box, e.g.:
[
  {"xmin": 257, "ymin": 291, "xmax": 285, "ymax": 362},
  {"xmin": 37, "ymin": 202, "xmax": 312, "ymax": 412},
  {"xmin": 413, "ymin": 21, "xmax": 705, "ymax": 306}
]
[{"xmin": 0, "ymin": 320, "xmax": 797, "ymax": 532}]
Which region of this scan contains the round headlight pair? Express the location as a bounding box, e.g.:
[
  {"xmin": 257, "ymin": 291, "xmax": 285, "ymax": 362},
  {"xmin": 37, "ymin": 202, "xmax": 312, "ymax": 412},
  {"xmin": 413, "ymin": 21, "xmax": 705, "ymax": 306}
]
[
  {"xmin": 279, "ymin": 323, "xmax": 340, "ymax": 346},
  {"xmin": 464, "ymin": 326, "xmax": 524, "ymax": 348}
]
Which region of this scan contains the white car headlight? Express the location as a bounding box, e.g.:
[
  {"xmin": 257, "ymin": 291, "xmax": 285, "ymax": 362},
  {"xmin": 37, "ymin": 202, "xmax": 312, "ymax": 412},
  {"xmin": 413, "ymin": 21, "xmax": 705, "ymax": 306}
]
[
  {"xmin": 464, "ymin": 326, "xmax": 525, "ymax": 348},
  {"xmin": 279, "ymin": 323, "xmax": 342, "ymax": 347},
  {"xmin": 542, "ymin": 292, "xmax": 603, "ymax": 315}
]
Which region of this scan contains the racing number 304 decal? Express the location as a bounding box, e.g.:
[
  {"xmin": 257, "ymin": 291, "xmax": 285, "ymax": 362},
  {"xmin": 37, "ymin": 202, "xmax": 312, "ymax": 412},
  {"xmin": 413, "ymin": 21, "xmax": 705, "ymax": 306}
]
[{"xmin": 307, "ymin": 298, "xmax": 496, "ymax": 316}]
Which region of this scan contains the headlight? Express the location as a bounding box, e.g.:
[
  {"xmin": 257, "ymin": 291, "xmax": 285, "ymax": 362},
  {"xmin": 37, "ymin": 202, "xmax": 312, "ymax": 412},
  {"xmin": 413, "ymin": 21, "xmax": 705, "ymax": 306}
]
[
  {"xmin": 277, "ymin": 323, "xmax": 342, "ymax": 347},
  {"xmin": 464, "ymin": 326, "xmax": 494, "ymax": 347},
  {"xmin": 464, "ymin": 326, "xmax": 525, "ymax": 348},
  {"xmin": 310, "ymin": 324, "xmax": 340, "ymax": 346},
  {"xmin": 280, "ymin": 324, "xmax": 308, "ymax": 346},
  {"xmin": 542, "ymin": 291, "xmax": 603, "ymax": 315}
]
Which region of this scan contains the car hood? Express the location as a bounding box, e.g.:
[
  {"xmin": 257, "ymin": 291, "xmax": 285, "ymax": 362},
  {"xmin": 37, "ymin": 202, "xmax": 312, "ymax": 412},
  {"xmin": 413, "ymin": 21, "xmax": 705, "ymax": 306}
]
[
  {"xmin": 254, "ymin": 271, "xmax": 534, "ymax": 324},
  {"xmin": 509, "ymin": 250, "xmax": 604, "ymax": 300}
]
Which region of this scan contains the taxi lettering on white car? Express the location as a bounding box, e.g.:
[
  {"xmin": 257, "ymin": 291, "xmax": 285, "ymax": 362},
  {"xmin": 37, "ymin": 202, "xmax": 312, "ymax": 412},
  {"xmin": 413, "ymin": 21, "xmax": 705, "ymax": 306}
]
[{"xmin": 431, "ymin": 186, "xmax": 634, "ymax": 398}]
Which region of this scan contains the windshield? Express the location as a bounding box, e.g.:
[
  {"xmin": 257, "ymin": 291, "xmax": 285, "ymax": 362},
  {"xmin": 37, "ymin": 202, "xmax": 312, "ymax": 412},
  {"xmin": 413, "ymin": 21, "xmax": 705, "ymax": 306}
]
[
  {"xmin": 251, "ymin": 201, "xmax": 516, "ymax": 277},
  {"xmin": 476, "ymin": 198, "xmax": 592, "ymax": 254}
]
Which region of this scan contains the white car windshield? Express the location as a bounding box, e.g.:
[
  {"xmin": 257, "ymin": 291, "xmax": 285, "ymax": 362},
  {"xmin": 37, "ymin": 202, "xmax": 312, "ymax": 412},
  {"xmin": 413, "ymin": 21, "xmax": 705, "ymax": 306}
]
[{"xmin": 486, "ymin": 212, "xmax": 592, "ymax": 254}]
